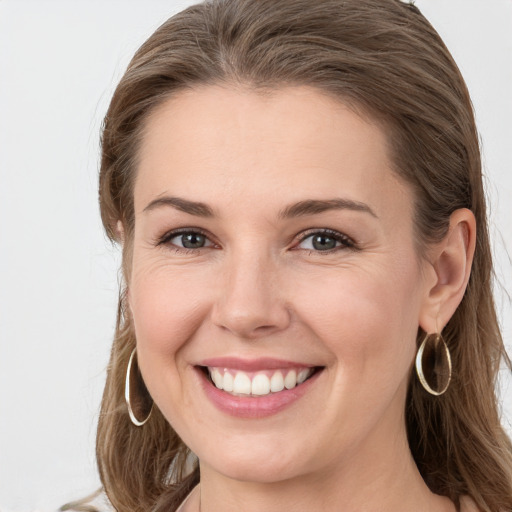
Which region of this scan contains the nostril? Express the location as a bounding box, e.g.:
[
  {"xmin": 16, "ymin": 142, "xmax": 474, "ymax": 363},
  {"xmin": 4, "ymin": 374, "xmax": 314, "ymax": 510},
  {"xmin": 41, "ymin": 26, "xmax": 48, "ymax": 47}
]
[{"xmin": 213, "ymin": 316, "xmax": 291, "ymax": 341}]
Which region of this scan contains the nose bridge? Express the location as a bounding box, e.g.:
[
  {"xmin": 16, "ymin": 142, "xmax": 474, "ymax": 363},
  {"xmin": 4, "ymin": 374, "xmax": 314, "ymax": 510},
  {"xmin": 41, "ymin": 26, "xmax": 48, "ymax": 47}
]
[{"xmin": 212, "ymin": 244, "xmax": 290, "ymax": 338}]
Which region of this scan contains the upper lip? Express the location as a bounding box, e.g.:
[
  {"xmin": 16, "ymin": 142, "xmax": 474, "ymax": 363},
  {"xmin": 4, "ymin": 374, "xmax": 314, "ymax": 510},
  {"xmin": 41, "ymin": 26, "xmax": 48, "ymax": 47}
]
[{"xmin": 197, "ymin": 357, "xmax": 318, "ymax": 372}]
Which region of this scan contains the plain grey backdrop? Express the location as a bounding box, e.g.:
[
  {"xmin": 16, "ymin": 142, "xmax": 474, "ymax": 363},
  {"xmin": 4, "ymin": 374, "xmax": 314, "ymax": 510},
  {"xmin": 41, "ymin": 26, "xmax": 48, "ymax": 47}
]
[{"xmin": 0, "ymin": 1, "xmax": 511, "ymax": 510}]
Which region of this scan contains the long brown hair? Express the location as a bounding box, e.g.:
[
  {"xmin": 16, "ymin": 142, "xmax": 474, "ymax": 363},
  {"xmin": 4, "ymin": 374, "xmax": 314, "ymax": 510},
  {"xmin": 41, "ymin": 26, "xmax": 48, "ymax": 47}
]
[{"xmin": 93, "ymin": 1, "xmax": 512, "ymax": 510}]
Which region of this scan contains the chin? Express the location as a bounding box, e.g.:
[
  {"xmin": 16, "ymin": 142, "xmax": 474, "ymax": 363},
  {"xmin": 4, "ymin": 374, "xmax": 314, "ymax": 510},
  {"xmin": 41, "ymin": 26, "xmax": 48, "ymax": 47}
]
[{"xmin": 196, "ymin": 435, "xmax": 309, "ymax": 484}]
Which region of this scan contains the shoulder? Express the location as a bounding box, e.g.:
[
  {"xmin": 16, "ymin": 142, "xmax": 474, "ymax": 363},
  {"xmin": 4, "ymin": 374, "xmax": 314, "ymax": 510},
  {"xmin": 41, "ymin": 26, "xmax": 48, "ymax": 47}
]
[{"xmin": 459, "ymin": 496, "xmax": 481, "ymax": 512}]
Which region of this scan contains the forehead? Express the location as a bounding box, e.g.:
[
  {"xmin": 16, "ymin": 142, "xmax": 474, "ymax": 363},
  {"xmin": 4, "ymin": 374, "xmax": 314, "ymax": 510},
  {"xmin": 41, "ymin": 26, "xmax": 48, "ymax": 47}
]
[{"xmin": 134, "ymin": 85, "xmax": 412, "ymax": 223}]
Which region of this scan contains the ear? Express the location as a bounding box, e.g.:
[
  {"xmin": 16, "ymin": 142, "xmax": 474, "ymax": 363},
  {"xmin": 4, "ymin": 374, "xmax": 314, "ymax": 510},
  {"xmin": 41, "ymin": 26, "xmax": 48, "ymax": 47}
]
[{"xmin": 419, "ymin": 208, "xmax": 476, "ymax": 333}]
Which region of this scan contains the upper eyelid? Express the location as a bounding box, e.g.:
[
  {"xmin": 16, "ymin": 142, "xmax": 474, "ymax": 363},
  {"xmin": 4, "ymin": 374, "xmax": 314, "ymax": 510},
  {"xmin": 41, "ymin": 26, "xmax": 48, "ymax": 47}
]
[
  {"xmin": 156, "ymin": 227, "xmax": 215, "ymax": 246},
  {"xmin": 295, "ymin": 228, "xmax": 355, "ymax": 246}
]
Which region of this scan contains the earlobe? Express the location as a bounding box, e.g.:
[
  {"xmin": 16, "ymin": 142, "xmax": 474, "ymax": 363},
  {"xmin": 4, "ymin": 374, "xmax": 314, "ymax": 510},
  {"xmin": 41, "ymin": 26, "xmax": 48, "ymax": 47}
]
[{"xmin": 419, "ymin": 208, "xmax": 476, "ymax": 332}]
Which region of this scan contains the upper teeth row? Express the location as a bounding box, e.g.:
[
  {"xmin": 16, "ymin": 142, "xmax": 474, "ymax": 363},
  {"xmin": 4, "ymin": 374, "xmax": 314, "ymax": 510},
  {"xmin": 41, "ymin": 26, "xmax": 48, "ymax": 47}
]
[{"xmin": 208, "ymin": 367, "xmax": 313, "ymax": 396}]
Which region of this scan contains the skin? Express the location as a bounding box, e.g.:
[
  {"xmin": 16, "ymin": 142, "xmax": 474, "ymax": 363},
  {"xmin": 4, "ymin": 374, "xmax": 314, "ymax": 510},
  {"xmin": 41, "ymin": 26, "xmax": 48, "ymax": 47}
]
[{"xmin": 125, "ymin": 85, "xmax": 475, "ymax": 512}]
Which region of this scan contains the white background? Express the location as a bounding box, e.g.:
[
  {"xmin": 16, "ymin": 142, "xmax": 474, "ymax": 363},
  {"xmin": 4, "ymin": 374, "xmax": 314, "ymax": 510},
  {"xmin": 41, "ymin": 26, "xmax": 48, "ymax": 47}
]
[{"xmin": 0, "ymin": 1, "xmax": 510, "ymax": 510}]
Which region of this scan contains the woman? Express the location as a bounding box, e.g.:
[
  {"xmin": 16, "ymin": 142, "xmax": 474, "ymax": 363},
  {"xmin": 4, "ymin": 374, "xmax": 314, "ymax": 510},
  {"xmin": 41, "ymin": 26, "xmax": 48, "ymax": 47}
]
[{"xmin": 83, "ymin": 0, "xmax": 512, "ymax": 510}]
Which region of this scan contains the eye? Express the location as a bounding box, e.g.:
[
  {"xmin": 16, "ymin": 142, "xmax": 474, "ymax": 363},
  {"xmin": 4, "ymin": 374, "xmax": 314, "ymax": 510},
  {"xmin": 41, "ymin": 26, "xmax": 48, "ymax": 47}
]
[
  {"xmin": 174, "ymin": 232, "xmax": 209, "ymax": 249},
  {"xmin": 296, "ymin": 229, "xmax": 354, "ymax": 252},
  {"xmin": 157, "ymin": 229, "xmax": 215, "ymax": 251}
]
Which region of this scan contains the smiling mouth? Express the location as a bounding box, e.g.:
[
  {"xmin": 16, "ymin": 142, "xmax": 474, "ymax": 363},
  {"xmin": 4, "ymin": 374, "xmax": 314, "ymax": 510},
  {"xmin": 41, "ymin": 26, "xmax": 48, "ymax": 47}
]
[{"xmin": 199, "ymin": 366, "xmax": 323, "ymax": 397}]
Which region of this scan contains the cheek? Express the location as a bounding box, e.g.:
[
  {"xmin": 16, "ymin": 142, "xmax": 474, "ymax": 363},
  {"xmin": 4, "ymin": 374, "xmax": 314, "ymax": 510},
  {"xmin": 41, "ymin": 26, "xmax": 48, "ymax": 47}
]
[
  {"xmin": 292, "ymin": 256, "xmax": 422, "ymax": 379},
  {"xmin": 128, "ymin": 261, "xmax": 215, "ymax": 421},
  {"xmin": 129, "ymin": 259, "xmax": 212, "ymax": 363}
]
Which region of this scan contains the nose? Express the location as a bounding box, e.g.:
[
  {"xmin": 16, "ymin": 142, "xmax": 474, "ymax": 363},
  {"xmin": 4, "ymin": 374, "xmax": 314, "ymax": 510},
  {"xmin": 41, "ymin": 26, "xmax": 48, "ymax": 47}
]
[{"xmin": 211, "ymin": 250, "xmax": 291, "ymax": 340}]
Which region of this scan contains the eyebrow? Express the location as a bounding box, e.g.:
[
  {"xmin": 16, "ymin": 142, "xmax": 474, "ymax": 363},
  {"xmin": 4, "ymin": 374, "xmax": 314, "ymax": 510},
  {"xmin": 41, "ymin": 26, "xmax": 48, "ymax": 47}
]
[
  {"xmin": 143, "ymin": 196, "xmax": 215, "ymax": 217},
  {"xmin": 278, "ymin": 198, "xmax": 377, "ymax": 219},
  {"xmin": 143, "ymin": 195, "xmax": 377, "ymax": 219}
]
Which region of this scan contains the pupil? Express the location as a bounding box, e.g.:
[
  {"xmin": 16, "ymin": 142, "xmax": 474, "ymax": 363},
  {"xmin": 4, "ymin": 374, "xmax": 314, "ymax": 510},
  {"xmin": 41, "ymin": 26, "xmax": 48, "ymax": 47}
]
[
  {"xmin": 312, "ymin": 235, "xmax": 336, "ymax": 251},
  {"xmin": 182, "ymin": 233, "xmax": 205, "ymax": 248}
]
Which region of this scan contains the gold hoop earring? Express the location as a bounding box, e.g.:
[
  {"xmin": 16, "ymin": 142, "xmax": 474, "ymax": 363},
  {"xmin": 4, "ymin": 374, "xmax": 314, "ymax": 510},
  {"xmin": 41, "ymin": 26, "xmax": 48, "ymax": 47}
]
[
  {"xmin": 125, "ymin": 348, "xmax": 154, "ymax": 426},
  {"xmin": 415, "ymin": 332, "xmax": 452, "ymax": 396}
]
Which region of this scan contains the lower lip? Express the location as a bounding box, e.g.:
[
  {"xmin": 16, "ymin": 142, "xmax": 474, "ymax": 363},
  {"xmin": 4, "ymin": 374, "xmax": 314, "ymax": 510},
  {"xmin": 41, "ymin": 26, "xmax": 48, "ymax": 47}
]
[{"xmin": 196, "ymin": 367, "xmax": 322, "ymax": 419}]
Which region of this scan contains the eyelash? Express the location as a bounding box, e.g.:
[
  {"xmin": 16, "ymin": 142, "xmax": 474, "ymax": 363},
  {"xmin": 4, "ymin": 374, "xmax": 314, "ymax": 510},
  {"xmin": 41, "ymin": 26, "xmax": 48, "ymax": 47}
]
[
  {"xmin": 156, "ymin": 227, "xmax": 215, "ymax": 254},
  {"xmin": 155, "ymin": 227, "xmax": 356, "ymax": 254},
  {"xmin": 295, "ymin": 228, "xmax": 356, "ymax": 254}
]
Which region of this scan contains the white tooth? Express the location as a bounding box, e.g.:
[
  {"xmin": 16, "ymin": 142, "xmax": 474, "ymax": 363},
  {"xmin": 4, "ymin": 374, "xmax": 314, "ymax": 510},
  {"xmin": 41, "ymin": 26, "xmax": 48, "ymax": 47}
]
[
  {"xmin": 233, "ymin": 372, "xmax": 252, "ymax": 395},
  {"xmin": 284, "ymin": 370, "xmax": 297, "ymax": 389},
  {"xmin": 251, "ymin": 373, "xmax": 271, "ymax": 396},
  {"xmin": 211, "ymin": 368, "xmax": 223, "ymax": 390},
  {"xmin": 223, "ymin": 371, "xmax": 234, "ymax": 392},
  {"xmin": 297, "ymin": 369, "xmax": 311, "ymax": 384},
  {"xmin": 270, "ymin": 371, "xmax": 284, "ymax": 392}
]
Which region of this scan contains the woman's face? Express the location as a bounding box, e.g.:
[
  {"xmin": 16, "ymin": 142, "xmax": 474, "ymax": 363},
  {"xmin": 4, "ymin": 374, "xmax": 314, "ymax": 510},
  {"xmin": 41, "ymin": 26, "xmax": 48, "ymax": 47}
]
[{"xmin": 129, "ymin": 86, "xmax": 435, "ymax": 483}]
